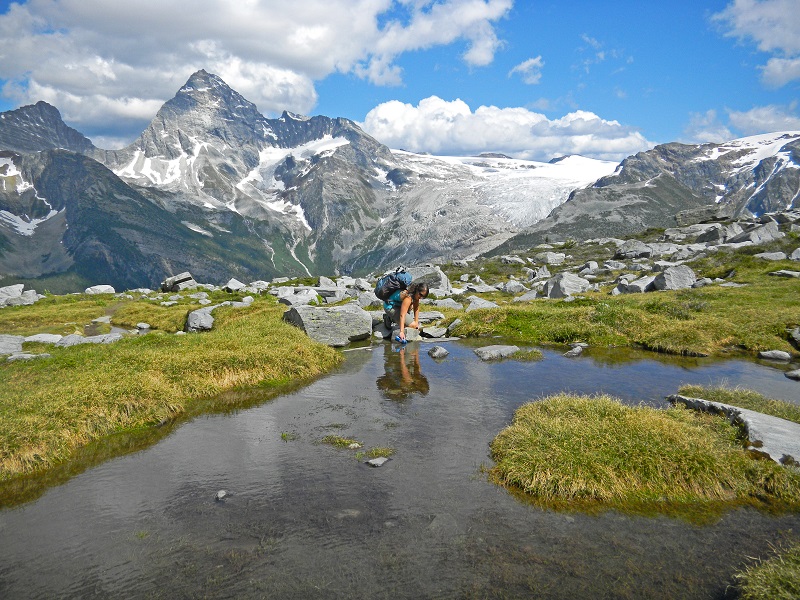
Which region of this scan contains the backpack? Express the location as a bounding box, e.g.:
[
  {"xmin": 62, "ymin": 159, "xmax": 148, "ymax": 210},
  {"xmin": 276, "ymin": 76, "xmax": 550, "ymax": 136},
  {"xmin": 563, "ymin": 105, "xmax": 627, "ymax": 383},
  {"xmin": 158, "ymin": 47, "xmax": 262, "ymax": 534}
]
[{"xmin": 374, "ymin": 268, "xmax": 412, "ymax": 301}]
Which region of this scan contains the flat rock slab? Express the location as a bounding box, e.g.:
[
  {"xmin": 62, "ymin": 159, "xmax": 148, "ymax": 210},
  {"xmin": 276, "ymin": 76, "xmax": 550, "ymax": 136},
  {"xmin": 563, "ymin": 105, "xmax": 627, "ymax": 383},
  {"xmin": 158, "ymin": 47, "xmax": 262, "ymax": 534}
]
[
  {"xmin": 668, "ymin": 395, "xmax": 800, "ymax": 465},
  {"xmin": 55, "ymin": 333, "xmax": 124, "ymax": 347},
  {"xmin": 24, "ymin": 333, "xmax": 63, "ymax": 344},
  {"xmin": 474, "ymin": 345, "xmax": 520, "ymax": 361},
  {"xmin": 0, "ymin": 335, "xmax": 24, "ymax": 355},
  {"xmin": 366, "ymin": 457, "xmax": 389, "ymax": 467}
]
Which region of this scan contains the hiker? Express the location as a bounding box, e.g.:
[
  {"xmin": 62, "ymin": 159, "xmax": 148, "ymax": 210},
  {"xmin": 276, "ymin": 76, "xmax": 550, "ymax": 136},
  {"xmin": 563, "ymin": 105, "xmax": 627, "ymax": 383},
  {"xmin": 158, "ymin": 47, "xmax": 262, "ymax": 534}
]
[{"xmin": 384, "ymin": 281, "xmax": 429, "ymax": 343}]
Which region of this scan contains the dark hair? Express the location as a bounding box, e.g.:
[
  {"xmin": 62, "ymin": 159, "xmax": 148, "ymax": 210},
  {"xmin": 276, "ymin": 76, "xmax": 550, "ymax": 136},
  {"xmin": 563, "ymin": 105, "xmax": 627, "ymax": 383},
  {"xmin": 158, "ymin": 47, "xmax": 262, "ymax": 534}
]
[{"xmin": 407, "ymin": 282, "xmax": 429, "ymax": 298}]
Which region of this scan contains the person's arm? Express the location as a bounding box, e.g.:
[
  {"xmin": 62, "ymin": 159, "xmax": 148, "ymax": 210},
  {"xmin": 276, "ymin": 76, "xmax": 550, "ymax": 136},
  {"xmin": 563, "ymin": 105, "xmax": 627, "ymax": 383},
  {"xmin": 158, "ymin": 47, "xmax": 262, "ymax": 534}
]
[
  {"xmin": 410, "ymin": 297, "xmax": 421, "ymax": 330},
  {"xmin": 398, "ymin": 293, "xmax": 412, "ymax": 340}
]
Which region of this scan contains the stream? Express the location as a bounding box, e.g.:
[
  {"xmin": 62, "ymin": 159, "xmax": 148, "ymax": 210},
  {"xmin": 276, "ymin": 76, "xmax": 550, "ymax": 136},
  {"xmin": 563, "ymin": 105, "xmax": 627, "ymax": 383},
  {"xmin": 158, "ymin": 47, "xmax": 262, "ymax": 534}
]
[{"xmin": 1, "ymin": 341, "xmax": 799, "ymax": 599}]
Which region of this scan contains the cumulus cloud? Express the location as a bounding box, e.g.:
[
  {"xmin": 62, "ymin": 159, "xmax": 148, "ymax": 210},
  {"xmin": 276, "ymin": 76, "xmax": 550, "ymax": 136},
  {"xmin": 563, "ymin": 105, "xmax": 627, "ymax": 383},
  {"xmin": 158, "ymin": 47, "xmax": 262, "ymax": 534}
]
[
  {"xmin": 682, "ymin": 104, "xmax": 800, "ymax": 143},
  {"xmin": 728, "ymin": 103, "xmax": 800, "ymax": 134},
  {"xmin": 360, "ymin": 96, "xmax": 654, "ymax": 161},
  {"xmin": 713, "ymin": 0, "xmax": 800, "ymax": 86},
  {"xmin": 0, "ymin": 0, "xmax": 511, "ymax": 141},
  {"xmin": 509, "ymin": 56, "xmax": 544, "ymax": 84}
]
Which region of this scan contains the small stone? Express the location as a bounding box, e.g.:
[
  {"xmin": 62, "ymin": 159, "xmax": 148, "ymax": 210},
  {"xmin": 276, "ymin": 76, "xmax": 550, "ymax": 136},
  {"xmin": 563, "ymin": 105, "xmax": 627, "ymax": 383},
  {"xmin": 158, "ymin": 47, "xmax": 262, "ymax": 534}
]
[
  {"xmin": 758, "ymin": 350, "xmax": 792, "ymax": 361},
  {"xmin": 428, "ymin": 346, "xmax": 449, "ymax": 359},
  {"xmin": 215, "ymin": 490, "xmax": 228, "ymax": 501},
  {"xmin": 785, "ymin": 369, "xmax": 800, "ymax": 381},
  {"xmin": 367, "ymin": 457, "xmax": 389, "ymax": 467},
  {"xmin": 563, "ymin": 346, "xmax": 583, "ymax": 358}
]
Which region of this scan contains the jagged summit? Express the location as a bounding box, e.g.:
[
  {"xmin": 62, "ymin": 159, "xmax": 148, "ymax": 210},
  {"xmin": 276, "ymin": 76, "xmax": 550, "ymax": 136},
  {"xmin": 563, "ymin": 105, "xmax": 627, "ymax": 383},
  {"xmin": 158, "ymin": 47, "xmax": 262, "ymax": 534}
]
[{"xmin": 0, "ymin": 101, "xmax": 96, "ymax": 154}]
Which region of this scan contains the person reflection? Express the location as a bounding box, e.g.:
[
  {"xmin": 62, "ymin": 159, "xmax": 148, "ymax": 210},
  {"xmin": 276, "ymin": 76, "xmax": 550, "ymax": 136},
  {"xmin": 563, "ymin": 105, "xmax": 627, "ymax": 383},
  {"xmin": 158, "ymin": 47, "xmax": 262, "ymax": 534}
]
[{"xmin": 376, "ymin": 343, "xmax": 430, "ymax": 401}]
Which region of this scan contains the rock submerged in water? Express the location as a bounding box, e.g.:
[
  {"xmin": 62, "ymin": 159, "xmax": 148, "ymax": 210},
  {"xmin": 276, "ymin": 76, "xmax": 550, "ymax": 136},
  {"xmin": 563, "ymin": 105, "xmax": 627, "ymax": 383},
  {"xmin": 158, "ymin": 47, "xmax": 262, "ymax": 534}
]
[
  {"xmin": 428, "ymin": 346, "xmax": 449, "ymax": 359},
  {"xmin": 474, "ymin": 345, "xmax": 520, "ymax": 361}
]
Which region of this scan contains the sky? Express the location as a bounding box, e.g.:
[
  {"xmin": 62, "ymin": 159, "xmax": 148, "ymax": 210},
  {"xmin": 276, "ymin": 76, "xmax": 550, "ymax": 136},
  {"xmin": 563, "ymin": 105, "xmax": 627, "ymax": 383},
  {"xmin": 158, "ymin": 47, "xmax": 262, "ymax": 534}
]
[{"xmin": 0, "ymin": 0, "xmax": 798, "ymax": 161}]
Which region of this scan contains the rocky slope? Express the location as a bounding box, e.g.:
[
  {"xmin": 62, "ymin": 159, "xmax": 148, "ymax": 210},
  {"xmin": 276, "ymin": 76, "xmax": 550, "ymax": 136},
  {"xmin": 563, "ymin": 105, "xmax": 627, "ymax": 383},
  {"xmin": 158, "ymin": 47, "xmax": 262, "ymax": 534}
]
[{"xmin": 496, "ymin": 132, "xmax": 800, "ymax": 252}]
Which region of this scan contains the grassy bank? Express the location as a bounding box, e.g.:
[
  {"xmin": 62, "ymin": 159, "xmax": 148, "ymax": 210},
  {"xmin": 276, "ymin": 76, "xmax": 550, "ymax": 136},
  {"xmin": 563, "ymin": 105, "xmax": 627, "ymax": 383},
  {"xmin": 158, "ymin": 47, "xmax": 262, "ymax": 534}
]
[
  {"xmin": 446, "ymin": 251, "xmax": 800, "ymax": 357},
  {"xmin": 0, "ymin": 294, "xmax": 341, "ymax": 483},
  {"xmin": 735, "ymin": 542, "xmax": 800, "ymax": 600},
  {"xmin": 489, "ymin": 394, "xmax": 800, "ymax": 518}
]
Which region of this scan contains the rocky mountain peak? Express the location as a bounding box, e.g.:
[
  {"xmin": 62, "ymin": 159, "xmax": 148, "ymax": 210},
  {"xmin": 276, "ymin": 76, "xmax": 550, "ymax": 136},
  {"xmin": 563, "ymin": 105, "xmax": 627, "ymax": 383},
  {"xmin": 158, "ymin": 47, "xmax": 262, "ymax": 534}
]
[{"xmin": 0, "ymin": 101, "xmax": 96, "ymax": 154}]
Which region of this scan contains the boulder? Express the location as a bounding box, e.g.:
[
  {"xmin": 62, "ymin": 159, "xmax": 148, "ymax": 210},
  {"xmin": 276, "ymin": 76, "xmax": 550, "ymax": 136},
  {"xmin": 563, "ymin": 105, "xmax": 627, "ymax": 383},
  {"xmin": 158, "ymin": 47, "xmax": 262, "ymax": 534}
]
[
  {"xmin": 653, "ymin": 265, "xmax": 697, "ymax": 291},
  {"xmin": 161, "ymin": 272, "xmax": 197, "ymax": 292},
  {"xmin": 768, "ymin": 270, "xmax": 800, "ymax": 278},
  {"xmin": 357, "ymin": 291, "xmax": 383, "ymax": 309},
  {"xmin": 786, "ymin": 370, "xmax": 800, "ymax": 381},
  {"xmin": 535, "ymin": 252, "xmax": 566, "ymax": 265},
  {"xmin": 185, "ymin": 306, "xmax": 217, "ymax": 332},
  {"xmin": 615, "ymin": 240, "xmax": 651, "ymax": 259},
  {"xmin": 563, "ymin": 346, "xmax": 583, "ymax": 358},
  {"xmin": 0, "ymin": 284, "xmax": 24, "ymax": 302},
  {"xmin": 0, "ymin": 334, "xmax": 24, "ymax": 355},
  {"xmin": 758, "ymin": 350, "xmax": 792, "ymax": 361},
  {"xmin": 406, "ymin": 265, "xmax": 452, "ymax": 294},
  {"xmin": 283, "ymin": 303, "xmax": 373, "ymax": 347},
  {"xmin": 474, "ymin": 345, "xmax": 519, "ymax": 361},
  {"xmin": 501, "ymin": 255, "xmax": 526, "ymax": 265},
  {"xmin": 85, "ymin": 285, "xmax": 115, "ymax": 295},
  {"xmin": 55, "ymin": 333, "xmax": 124, "ymax": 347},
  {"xmin": 427, "ymin": 298, "xmax": 463, "ymax": 310},
  {"xmin": 753, "ymin": 252, "xmax": 787, "ymax": 261},
  {"xmin": 465, "ymin": 282, "xmax": 497, "ymax": 293},
  {"xmin": 428, "ymin": 346, "xmax": 450, "ymax": 359},
  {"xmin": 24, "ymin": 333, "xmax": 63, "ymax": 344},
  {"xmin": 465, "ymin": 296, "xmax": 499, "ymax": 312},
  {"xmin": 603, "ymin": 260, "xmax": 627, "ymax": 271},
  {"xmin": 790, "ymin": 248, "xmax": 800, "ymax": 261},
  {"xmin": 3, "ymin": 289, "xmax": 41, "ymax": 306},
  {"xmin": 727, "ymin": 221, "xmax": 782, "ymax": 245},
  {"xmin": 421, "ymin": 326, "xmax": 448, "ymax": 339},
  {"xmin": 527, "ymin": 265, "xmax": 551, "ymax": 281},
  {"xmin": 542, "ymin": 273, "xmax": 592, "ymax": 298},
  {"xmin": 278, "ymin": 289, "xmax": 321, "ymax": 307},
  {"xmin": 223, "ymin": 278, "xmax": 246, "ymax": 292},
  {"xmin": 391, "ymin": 327, "xmax": 421, "ymax": 342}
]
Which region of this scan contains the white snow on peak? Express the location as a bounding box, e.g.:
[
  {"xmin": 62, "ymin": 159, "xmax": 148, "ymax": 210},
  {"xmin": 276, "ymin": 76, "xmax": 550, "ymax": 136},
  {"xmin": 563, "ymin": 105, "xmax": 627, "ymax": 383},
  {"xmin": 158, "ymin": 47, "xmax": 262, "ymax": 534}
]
[
  {"xmin": 700, "ymin": 131, "xmax": 800, "ymax": 171},
  {"xmin": 392, "ymin": 151, "xmax": 619, "ymax": 228},
  {"xmin": 0, "ymin": 157, "xmax": 61, "ymax": 235},
  {"xmin": 181, "ymin": 221, "xmax": 214, "ymax": 237},
  {"xmin": 0, "ymin": 157, "xmax": 34, "ymax": 194}
]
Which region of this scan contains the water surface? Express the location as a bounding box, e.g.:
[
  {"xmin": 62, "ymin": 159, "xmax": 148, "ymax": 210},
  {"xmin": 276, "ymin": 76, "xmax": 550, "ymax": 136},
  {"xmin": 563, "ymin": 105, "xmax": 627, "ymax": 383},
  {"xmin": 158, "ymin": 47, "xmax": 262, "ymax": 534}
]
[{"xmin": 1, "ymin": 342, "xmax": 798, "ymax": 599}]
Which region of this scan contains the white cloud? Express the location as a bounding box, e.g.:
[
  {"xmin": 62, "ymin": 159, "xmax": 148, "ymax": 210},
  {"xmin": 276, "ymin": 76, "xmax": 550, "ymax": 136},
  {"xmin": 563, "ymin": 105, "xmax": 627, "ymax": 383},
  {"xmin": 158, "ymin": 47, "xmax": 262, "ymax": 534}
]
[
  {"xmin": 509, "ymin": 56, "xmax": 544, "ymax": 85},
  {"xmin": 0, "ymin": 0, "xmax": 512, "ymax": 140},
  {"xmin": 714, "ymin": 0, "xmax": 800, "ymax": 86},
  {"xmin": 360, "ymin": 96, "xmax": 654, "ymax": 161},
  {"xmin": 682, "ymin": 104, "xmax": 800, "ymax": 143},
  {"xmin": 682, "ymin": 110, "xmax": 735, "ymax": 143},
  {"xmin": 728, "ymin": 103, "xmax": 800, "ymax": 134}
]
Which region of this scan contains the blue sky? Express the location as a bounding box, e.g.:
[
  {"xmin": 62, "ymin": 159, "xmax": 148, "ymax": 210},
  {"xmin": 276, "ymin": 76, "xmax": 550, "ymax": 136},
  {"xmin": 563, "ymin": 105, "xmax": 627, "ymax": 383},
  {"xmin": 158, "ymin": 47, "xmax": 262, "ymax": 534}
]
[{"xmin": 0, "ymin": 0, "xmax": 798, "ymax": 161}]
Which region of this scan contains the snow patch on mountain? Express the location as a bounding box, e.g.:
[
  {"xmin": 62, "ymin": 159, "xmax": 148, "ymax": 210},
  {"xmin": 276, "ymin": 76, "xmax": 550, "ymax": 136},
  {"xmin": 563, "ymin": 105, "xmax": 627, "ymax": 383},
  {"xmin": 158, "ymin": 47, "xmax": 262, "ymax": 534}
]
[{"xmin": 392, "ymin": 151, "xmax": 619, "ymax": 228}]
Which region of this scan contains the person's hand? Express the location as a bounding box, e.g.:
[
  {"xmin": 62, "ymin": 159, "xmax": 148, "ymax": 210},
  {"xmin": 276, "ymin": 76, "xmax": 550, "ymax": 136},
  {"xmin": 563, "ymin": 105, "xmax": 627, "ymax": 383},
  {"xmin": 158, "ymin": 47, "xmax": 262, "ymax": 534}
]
[{"xmin": 409, "ymin": 321, "xmax": 419, "ymax": 329}]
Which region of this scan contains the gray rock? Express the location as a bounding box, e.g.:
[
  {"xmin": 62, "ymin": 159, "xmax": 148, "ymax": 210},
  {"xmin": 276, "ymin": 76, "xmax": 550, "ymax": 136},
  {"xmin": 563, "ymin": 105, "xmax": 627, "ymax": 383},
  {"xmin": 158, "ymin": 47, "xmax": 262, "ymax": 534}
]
[
  {"xmin": 84, "ymin": 285, "xmax": 115, "ymax": 295},
  {"xmin": 786, "ymin": 369, "xmax": 800, "ymax": 381},
  {"xmin": 446, "ymin": 318, "xmax": 462, "ymax": 335},
  {"xmin": 0, "ymin": 284, "xmax": 24, "ymax": 302},
  {"xmin": 8, "ymin": 353, "xmax": 50, "ymax": 362},
  {"xmin": 768, "ymin": 270, "xmax": 800, "ymax": 278},
  {"xmin": 283, "ymin": 303, "xmax": 373, "ymax": 347},
  {"xmin": 603, "ymin": 260, "xmax": 627, "ymax": 271},
  {"xmin": 527, "ymin": 265, "xmax": 551, "ymax": 281},
  {"xmin": 535, "ymin": 251, "xmax": 566, "ymax": 265},
  {"xmin": 653, "ymin": 265, "xmax": 697, "ymax": 291},
  {"xmin": 465, "ymin": 296, "xmax": 499, "ymax": 312},
  {"xmin": 3, "ymin": 289, "xmax": 40, "ymax": 306},
  {"xmin": 615, "ymin": 240, "xmax": 651, "ymax": 259},
  {"xmin": 185, "ymin": 306, "xmax": 217, "ymax": 332},
  {"xmin": 542, "ymin": 272, "xmax": 592, "ymax": 298},
  {"xmin": 563, "ymin": 346, "xmax": 583, "ymax": 358},
  {"xmin": 161, "ymin": 272, "xmax": 197, "ymax": 292},
  {"xmin": 474, "ymin": 345, "xmax": 520, "ymax": 361},
  {"xmin": 418, "ymin": 311, "xmax": 446, "ymax": 324},
  {"xmin": 318, "ymin": 276, "xmax": 336, "ymax": 287},
  {"xmin": 313, "ymin": 286, "xmax": 347, "ymax": 303},
  {"xmin": 92, "ymin": 315, "xmax": 112, "ymax": 324},
  {"xmin": 24, "ymin": 333, "xmax": 63, "ymax": 344},
  {"xmin": 753, "ymin": 252, "xmax": 788, "ymax": 261},
  {"xmin": 421, "ymin": 326, "xmax": 448, "ymax": 339},
  {"xmin": 0, "ymin": 334, "xmax": 25, "ymax": 355},
  {"xmin": 465, "ymin": 282, "xmax": 498, "ymax": 293},
  {"xmin": 500, "ymin": 280, "xmax": 528, "ymax": 294},
  {"xmin": 427, "ymin": 298, "xmax": 463, "ymax": 310},
  {"xmin": 55, "ymin": 333, "xmax": 124, "ymax": 347},
  {"xmin": 513, "ymin": 290, "xmax": 541, "ymax": 302},
  {"xmin": 727, "ymin": 221, "xmax": 783, "ymax": 245},
  {"xmin": 406, "ymin": 265, "xmax": 452, "ymax": 294},
  {"xmin": 428, "ymin": 346, "xmax": 449, "ymax": 359},
  {"xmin": 758, "ymin": 350, "xmax": 792, "ymax": 361},
  {"xmin": 357, "ymin": 291, "xmax": 382, "ymax": 309},
  {"xmin": 367, "ymin": 457, "xmax": 389, "ymax": 467},
  {"xmin": 278, "ymin": 289, "xmax": 321, "ymax": 307},
  {"xmin": 223, "ymin": 278, "xmax": 246, "ymax": 292},
  {"xmin": 215, "ymin": 490, "xmax": 228, "ymax": 501},
  {"xmin": 501, "ymin": 255, "xmax": 527, "ymax": 265},
  {"xmin": 391, "ymin": 327, "xmax": 421, "ymax": 342},
  {"xmin": 789, "ymin": 248, "xmax": 800, "ymax": 261}
]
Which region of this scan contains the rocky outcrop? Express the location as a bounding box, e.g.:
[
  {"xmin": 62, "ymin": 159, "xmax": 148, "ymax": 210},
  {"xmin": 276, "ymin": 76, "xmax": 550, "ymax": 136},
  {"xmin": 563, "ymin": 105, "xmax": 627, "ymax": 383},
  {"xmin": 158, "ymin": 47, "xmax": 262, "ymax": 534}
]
[{"xmin": 282, "ymin": 303, "xmax": 373, "ymax": 347}]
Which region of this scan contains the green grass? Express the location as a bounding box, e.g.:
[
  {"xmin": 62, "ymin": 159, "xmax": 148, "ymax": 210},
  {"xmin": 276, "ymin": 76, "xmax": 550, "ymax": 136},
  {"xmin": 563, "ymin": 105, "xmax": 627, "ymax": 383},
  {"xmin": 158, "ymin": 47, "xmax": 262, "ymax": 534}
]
[
  {"xmin": 489, "ymin": 394, "xmax": 800, "ymax": 518},
  {"xmin": 679, "ymin": 385, "xmax": 800, "ymax": 425},
  {"xmin": 734, "ymin": 542, "xmax": 800, "ymax": 600},
  {"xmin": 321, "ymin": 435, "xmax": 361, "ymax": 449},
  {"xmin": 0, "ymin": 295, "xmax": 341, "ymax": 483},
  {"xmin": 366, "ymin": 447, "xmax": 395, "ymax": 458}
]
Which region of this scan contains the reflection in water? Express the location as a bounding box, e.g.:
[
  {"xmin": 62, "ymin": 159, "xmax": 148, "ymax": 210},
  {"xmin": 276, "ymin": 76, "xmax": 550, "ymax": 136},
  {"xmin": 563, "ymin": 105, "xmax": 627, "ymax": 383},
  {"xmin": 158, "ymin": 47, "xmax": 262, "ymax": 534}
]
[
  {"xmin": 376, "ymin": 343, "xmax": 430, "ymax": 400},
  {"xmin": 0, "ymin": 342, "xmax": 798, "ymax": 599}
]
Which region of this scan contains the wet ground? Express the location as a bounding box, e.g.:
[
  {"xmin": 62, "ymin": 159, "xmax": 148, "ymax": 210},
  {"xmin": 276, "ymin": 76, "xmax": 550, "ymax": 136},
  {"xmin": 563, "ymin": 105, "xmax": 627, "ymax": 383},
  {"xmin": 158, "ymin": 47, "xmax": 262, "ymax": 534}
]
[{"xmin": 1, "ymin": 341, "xmax": 798, "ymax": 599}]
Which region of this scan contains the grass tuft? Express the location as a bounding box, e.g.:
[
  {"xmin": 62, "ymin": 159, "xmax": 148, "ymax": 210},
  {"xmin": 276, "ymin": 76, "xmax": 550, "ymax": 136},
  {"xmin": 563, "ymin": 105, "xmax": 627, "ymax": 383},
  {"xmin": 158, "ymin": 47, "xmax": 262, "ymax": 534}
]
[
  {"xmin": 489, "ymin": 394, "xmax": 800, "ymax": 515},
  {"xmin": 734, "ymin": 542, "xmax": 800, "ymax": 600}
]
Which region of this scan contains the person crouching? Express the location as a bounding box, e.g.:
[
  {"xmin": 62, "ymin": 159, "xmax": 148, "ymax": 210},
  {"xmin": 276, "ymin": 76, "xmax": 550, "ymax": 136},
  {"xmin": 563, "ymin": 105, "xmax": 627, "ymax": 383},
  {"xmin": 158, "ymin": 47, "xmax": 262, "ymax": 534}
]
[{"xmin": 384, "ymin": 282, "xmax": 429, "ymax": 343}]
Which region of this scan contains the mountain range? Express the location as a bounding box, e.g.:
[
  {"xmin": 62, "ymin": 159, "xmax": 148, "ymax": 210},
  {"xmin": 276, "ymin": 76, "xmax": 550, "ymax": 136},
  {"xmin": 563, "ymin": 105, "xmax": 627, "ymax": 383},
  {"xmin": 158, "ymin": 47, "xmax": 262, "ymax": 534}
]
[{"xmin": 0, "ymin": 69, "xmax": 798, "ymax": 292}]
